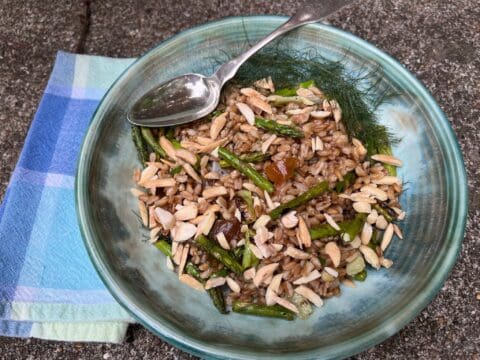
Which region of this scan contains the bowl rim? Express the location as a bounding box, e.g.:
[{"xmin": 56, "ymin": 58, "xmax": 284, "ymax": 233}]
[{"xmin": 76, "ymin": 15, "xmax": 468, "ymax": 360}]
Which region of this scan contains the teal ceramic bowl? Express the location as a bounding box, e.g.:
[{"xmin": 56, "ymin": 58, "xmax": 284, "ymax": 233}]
[{"xmin": 76, "ymin": 16, "xmax": 467, "ymax": 359}]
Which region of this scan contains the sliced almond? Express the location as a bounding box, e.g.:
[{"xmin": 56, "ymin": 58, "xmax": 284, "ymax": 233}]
[
  {"xmin": 210, "ymin": 112, "xmax": 227, "ymax": 140},
  {"xmin": 325, "ymin": 242, "xmax": 341, "ymax": 267},
  {"xmin": 371, "ymin": 154, "xmax": 403, "ymax": 167},
  {"xmin": 315, "ymin": 137, "xmax": 324, "ymax": 151},
  {"xmin": 298, "ymin": 217, "xmax": 312, "ymax": 248},
  {"xmin": 226, "ymin": 277, "xmax": 241, "ymax": 293},
  {"xmin": 359, "ymin": 245, "xmax": 380, "ymax": 269},
  {"xmin": 284, "ymin": 246, "xmax": 311, "ymax": 260},
  {"xmin": 174, "ymin": 204, "xmax": 198, "ymax": 221},
  {"xmin": 159, "ymin": 136, "xmax": 177, "ymax": 160},
  {"xmin": 205, "ymin": 276, "xmax": 226, "ymax": 290},
  {"xmin": 295, "ymin": 285, "xmax": 323, "ymax": 307},
  {"xmin": 393, "ymin": 224, "xmax": 403, "ymax": 239},
  {"xmin": 253, "ymin": 263, "xmax": 279, "ymax": 287},
  {"xmin": 273, "ymin": 295, "xmax": 299, "ymax": 313},
  {"xmin": 195, "ymin": 211, "xmax": 215, "ymax": 238},
  {"xmin": 240, "ymin": 87, "xmax": 267, "ymax": 99},
  {"xmin": 324, "ymin": 266, "xmax": 338, "ymax": 278},
  {"xmin": 262, "ymin": 134, "xmax": 277, "ymax": 154},
  {"xmin": 202, "ymin": 186, "xmax": 228, "ymax": 199},
  {"xmin": 361, "ymin": 185, "xmax": 388, "ymax": 201},
  {"xmin": 142, "ymin": 178, "xmax": 176, "ymax": 188},
  {"xmin": 353, "ymin": 201, "xmax": 372, "ymax": 214},
  {"xmin": 234, "ymin": 208, "xmax": 242, "ymax": 222},
  {"xmin": 373, "ymin": 176, "xmax": 400, "ymax": 185},
  {"xmin": 330, "ymin": 100, "xmax": 342, "ymax": 122},
  {"xmin": 254, "ymin": 226, "xmax": 272, "ymax": 245},
  {"xmin": 181, "ymin": 163, "xmax": 201, "ymax": 183},
  {"xmin": 361, "ymin": 222, "xmax": 373, "ymax": 245},
  {"xmin": 324, "ymin": 213, "xmax": 341, "ymax": 231},
  {"xmin": 179, "ymin": 274, "xmax": 204, "ymax": 291},
  {"xmin": 352, "ymin": 138, "xmax": 367, "ymax": 156},
  {"xmin": 350, "ymin": 236, "xmax": 362, "ymax": 249},
  {"xmin": 172, "ymin": 243, "xmax": 183, "ymax": 265},
  {"xmin": 171, "ymin": 222, "xmax": 197, "ymax": 242},
  {"xmin": 367, "ymin": 209, "xmax": 378, "ymax": 224},
  {"xmin": 236, "ymin": 102, "xmax": 255, "ymax": 125},
  {"xmin": 244, "ymin": 267, "xmax": 256, "ymax": 280},
  {"xmin": 154, "ymin": 207, "xmax": 176, "ymax": 230},
  {"xmin": 350, "ymin": 193, "xmax": 377, "ymax": 203},
  {"xmin": 264, "ymin": 190, "xmax": 274, "ymax": 210},
  {"xmin": 265, "ymin": 286, "xmax": 277, "ymax": 306},
  {"xmin": 292, "ymin": 270, "xmax": 321, "ymax": 285},
  {"xmin": 198, "ymin": 138, "xmax": 229, "ymax": 154},
  {"xmin": 381, "ymin": 223, "xmax": 394, "ymax": 251},
  {"xmin": 216, "ymin": 232, "xmax": 230, "ymax": 250},
  {"xmin": 243, "ymin": 182, "xmax": 263, "ymax": 197},
  {"xmin": 138, "ymin": 164, "xmax": 159, "ymax": 185},
  {"xmin": 248, "ymin": 243, "xmax": 264, "ymax": 259},
  {"xmin": 281, "ymin": 211, "xmax": 298, "ymax": 229},
  {"xmin": 178, "ymin": 243, "xmax": 190, "ymax": 275},
  {"xmin": 397, "ymin": 211, "xmax": 406, "ymax": 221},
  {"xmin": 375, "ymin": 215, "xmax": 388, "ymax": 230}
]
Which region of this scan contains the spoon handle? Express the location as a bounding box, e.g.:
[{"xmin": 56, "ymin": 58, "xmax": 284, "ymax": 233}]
[{"xmin": 213, "ymin": 8, "xmax": 323, "ymax": 86}]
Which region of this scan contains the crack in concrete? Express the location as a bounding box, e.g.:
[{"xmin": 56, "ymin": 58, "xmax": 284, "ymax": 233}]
[{"xmin": 76, "ymin": 0, "xmax": 92, "ymax": 54}]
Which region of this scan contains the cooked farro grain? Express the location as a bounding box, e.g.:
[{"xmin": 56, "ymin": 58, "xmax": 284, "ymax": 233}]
[{"xmin": 131, "ymin": 78, "xmax": 405, "ymax": 320}]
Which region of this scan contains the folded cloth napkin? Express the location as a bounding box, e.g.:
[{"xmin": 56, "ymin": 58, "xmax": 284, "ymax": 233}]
[{"xmin": 0, "ymin": 51, "xmax": 137, "ymax": 343}]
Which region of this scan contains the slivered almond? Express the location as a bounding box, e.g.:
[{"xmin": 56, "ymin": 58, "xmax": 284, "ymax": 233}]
[
  {"xmin": 179, "ymin": 274, "xmax": 204, "ymax": 291},
  {"xmin": 138, "ymin": 200, "xmax": 148, "ymax": 227},
  {"xmin": 330, "ymin": 100, "xmax": 342, "ymax": 122},
  {"xmin": 210, "ymin": 146, "xmax": 219, "ymax": 157},
  {"xmin": 235, "ymin": 208, "xmax": 242, "ymax": 222},
  {"xmin": 284, "ymin": 246, "xmax": 311, "ymax": 260},
  {"xmin": 371, "ymin": 154, "xmax": 402, "ymax": 167},
  {"xmin": 210, "ymin": 112, "xmax": 227, "ymax": 140},
  {"xmin": 254, "ymin": 226, "xmax": 272, "ymax": 244},
  {"xmin": 216, "ymin": 232, "xmax": 230, "ymax": 250},
  {"xmin": 173, "ymin": 244, "xmax": 183, "ymax": 265},
  {"xmin": 367, "ymin": 209, "xmax": 378, "ymax": 224},
  {"xmin": 265, "ymin": 286, "xmax": 277, "ymax": 306},
  {"xmin": 248, "ymin": 243, "xmax": 263, "ymax": 259},
  {"xmin": 310, "ymin": 110, "xmax": 331, "ymax": 119},
  {"xmin": 253, "ymin": 263, "xmax": 279, "ymax": 287},
  {"xmin": 325, "ymin": 242, "xmax": 341, "ymax": 267},
  {"xmin": 202, "ymin": 186, "xmax": 227, "ymax": 199},
  {"xmin": 361, "ymin": 185, "xmax": 388, "ymax": 201},
  {"xmin": 205, "ymin": 276, "xmax": 226, "ymax": 290},
  {"xmin": 198, "ymin": 138, "xmax": 229, "ymax": 153},
  {"xmin": 323, "ymin": 99, "xmax": 332, "ymax": 112},
  {"xmin": 381, "ymin": 223, "xmax": 394, "ymax": 251},
  {"xmin": 248, "ymin": 96, "xmax": 272, "ymax": 114},
  {"xmin": 359, "ymin": 245, "xmax": 380, "ymax": 269},
  {"xmin": 182, "ymin": 163, "xmax": 201, "ymax": 183},
  {"xmin": 175, "ymin": 149, "xmax": 197, "ymax": 165},
  {"xmin": 142, "ymin": 178, "xmax": 176, "ymax": 188},
  {"xmin": 273, "ymin": 295, "xmax": 299, "ymax": 313},
  {"xmin": 196, "ymin": 136, "xmax": 213, "ymax": 145},
  {"xmin": 373, "ymin": 176, "xmax": 400, "ymax": 185},
  {"xmin": 195, "ymin": 211, "xmax": 215, "ymax": 238},
  {"xmin": 295, "ymin": 285, "xmax": 323, "ymax": 307},
  {"xmin": 281, "ymin": 211, "xmax": 298, "ymax": 229},
  {"xmin": 298, "ymin": 217, "xmax": 311, "ymax": 248},
  {"xmin": 171, "ymin": 222, "xmax": 196, "ymax": 242},
  {"xmin": 150, "ymin": 226, "xmax": 161, "ymax": 242},
  {"xmin": 253, "ymin": 214, "xmax": 271, "ymax": 230},
  {"xmin": 353, "ymin": 201, "xmax": 372, "ymax": 214},
  {"xmin": 324, "ymin": 267, "xmax": 338, "ymax": 277},
  {"xmin": 350, "ymin": 192, "xmax": 377, "ymax": 203},
  {"xmin": 352, "ymin": 138, "xmax": 367, "ymax": 156},
  {"xmin": 244, "ymin": 267, "xmax": 256, "ymax": 280},
  {"xmin": 324, "ymin": 213, "xmax": 341, "ymax": 231},
  {"xmin": 204, "ymin": 171, "xmax": 220, "ymax": 180},
  {"xmin": 264, "ymin": 190, "xmax": 274, "ymax": 210},
  {"xmin": 397, "ymin": 211, "xmax": 406, "ymax": 220},
  {"xmin": 171, "ymin": 241, "xmax": 178, "ymax": 257},
  {"xmin": 178, "ymin": 244, "xmax": 190, "ymax": 275},
  {"xmin": 149, "ymin": 206, "xmax": 157, "ymax": 229},
  {"xmin": 226, "ymin": 277, "xmax": 241, "ymax": 293},
  {"xmin": 380, "ymin": 257, "xmax": 393, "ymax": 268},
  {"xmin": 159, "ymin": 136, "xmax": 177, "ymax": 160},
  {"xmin": 361, "ymin": 222, "xmax": 373, "ymax": 245},
  {"xmin": 315, "ymin": 137, "xmax": 324, "ymax": 151},
  {"xmin": 293, "ymin": 270, "xmax": 321, "ymax": 285},
  {"xmin": 138, "ymin": 164, "xmax": 159, "ymax": 185},
  {"xmin": 236, "ymin": 102, "xmax": 255, "ymax": 125},
  {"xmin": 393, "ymin": 224, "xmax": 403, "ymax": 239},
  {"xmin": 262, "ymin": 134, "xmax": 277, "ymax": 154},
  {"xmin": 240, "ymin": 87, "xmax": 267, "ymax": 100},
  {"xmin": 243, "ymin": 183, "xmax": 263, "ymax": 197},
  {"xmin": 272, "ymin": 243, "xmax": 283, "ymax": 252},
  {"xmin": 166, "ymin": 256, "xmax": 174, "ymax": 271},
  {"xmin": 174, "ymin": 204, "xmax": 198, "ymax": 221}
]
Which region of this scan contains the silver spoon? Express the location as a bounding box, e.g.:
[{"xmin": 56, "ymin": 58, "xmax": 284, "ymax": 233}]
[{"xmin": 128, "ymin": 8, "xmax": 323, "ymax": 127}]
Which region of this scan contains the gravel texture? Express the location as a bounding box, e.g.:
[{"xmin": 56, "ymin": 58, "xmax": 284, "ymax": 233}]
[{"xmin": 0, "ymin": 0, "xmax": 479, "ymax": 359}]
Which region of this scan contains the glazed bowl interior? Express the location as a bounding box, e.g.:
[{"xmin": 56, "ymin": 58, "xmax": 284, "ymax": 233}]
[{"xmin": 76, "ymin": 17, "xmax": 467, "ymax": 359}]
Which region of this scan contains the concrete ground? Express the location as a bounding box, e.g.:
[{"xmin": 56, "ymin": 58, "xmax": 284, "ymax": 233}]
[{"xmin": 0, "ymin": 0, "xmax": 479, "ymax": 358}]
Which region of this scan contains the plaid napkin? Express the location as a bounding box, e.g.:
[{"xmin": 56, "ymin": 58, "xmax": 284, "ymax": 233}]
[{"xmin": 0, "ymin": 52, "xmax": 137, "ymax": 343}]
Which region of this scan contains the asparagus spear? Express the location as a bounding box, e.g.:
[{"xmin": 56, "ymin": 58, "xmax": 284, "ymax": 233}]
[
  {"xmin": 170, "ymin": 165, "xmax": 182, "ymax": 176},
  {"xmin": 269, "ymin": 181, "xmax": 329, "ymax": 220},
  {"xmin": 334, "ymin": 171, "xmax": 356, "ymax": 193},
  {"xmin": 131, "ymin": 126, "xmax": 148, "ymax": 165},
  {"xmin": 219, "ymin": 152, "xmax": 271, "ymax": 168},
  {"xmin": 309, "ymin": 213, "xmax": 367, "ymax": 242},
  {"xmin": 353, "ymin": 269, "xmax": 368, "ymax": 281},
  {"xmin": 218, "ymin": 147, "xmax": 274, "ymax": 193},
  {"xmin": 232, "ymin": 301, "xmax": 295, "ymax": 320},
  {"xmin": 255, "ymin": 117, "xmax": 304, "ymax": 138},
  {"xmin": 242, "ymin": 230, "xmax": 259, "ymax": 269},
  {"xmin": 196, "ymin": 235, "xmax": 244, "ymax": 274},
  {"xmin": 186, "ymin": 263, "xmax": 227, "ymax": 314},
  {"xmin": 154, "ymin": 239, "xmax": 172, "ymax": 257},
  {"xmin": 140, "ymin": 127, "xmax": 167, "ymax": 159},
  {"xmin": 372, "ymin": 204, "xmax": 395, "ymax": 223},
  {"xmin": 273, "ymin": 80, "xmax": 315, "ymax": 96}
]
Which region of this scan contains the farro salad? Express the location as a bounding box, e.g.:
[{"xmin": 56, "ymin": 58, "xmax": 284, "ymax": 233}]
[{"xmin": 130, "ymin": 78, "xmax": 405, "ymax": 320}]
